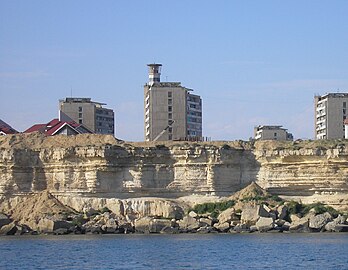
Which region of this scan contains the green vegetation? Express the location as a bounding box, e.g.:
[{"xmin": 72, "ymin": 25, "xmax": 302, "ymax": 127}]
[
  {"xmin": 287, "ymin": 201, "xmax": 340, "ymax": 218},
  {"xmin": 100, "ymin": 207, "xmax": 111, "ymax": 214},
  {"xmin": 191, "ymin": 200, "xmax": 236, "ymax": 218},
  {"xmin": 241, "ymin": 194, "xmax": 283, "ymax": 203}
]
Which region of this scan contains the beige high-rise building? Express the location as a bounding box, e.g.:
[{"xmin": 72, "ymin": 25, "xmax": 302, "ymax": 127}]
[
  {"xmin": 59, "ymin": 97, "xmax": 115, "ymax": 135},
  {"xmin": 315, "ymin": 93, "xmax": 348, "ymax": 139},
  {"xmin": 144, "ymin": 64, "xmax": 202, "ymax": 141}
]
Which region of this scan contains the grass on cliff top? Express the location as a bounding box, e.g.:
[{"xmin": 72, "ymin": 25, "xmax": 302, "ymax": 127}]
[{"xmin": 255, "ymin": 139, "xmax": 348, "ymax": 151}]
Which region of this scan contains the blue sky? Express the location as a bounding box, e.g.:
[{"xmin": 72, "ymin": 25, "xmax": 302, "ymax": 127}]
[{"xmin": 1, "ymin": 1, "xmax": 348, "ymax": 141}]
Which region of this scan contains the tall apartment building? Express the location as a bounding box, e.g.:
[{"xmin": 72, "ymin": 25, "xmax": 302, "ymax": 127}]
[
  {"xmin": 254, "ymin": 125, "xmax": 293, "ymax": 141},
  {"xmin": 314, "ymin": 93, "xmax": 348, "ymax": 139},
  {"xmin": 59, "ymin": 97, "xmax": 115, "ymax": 135},
  {"xmin": 144, "ymin": 64, "xmax": 202, "ymax": 141}
]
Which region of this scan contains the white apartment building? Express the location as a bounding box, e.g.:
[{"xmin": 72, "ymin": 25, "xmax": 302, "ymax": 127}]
[
  {"xmin": 254, "ymin": 125, "xmax": 293, "ymax": 141},
  {"xmin": 144, "ymin": 64, "xmax": 202, "ymax": 141},
  {"xmin": 315, "ymin": 93, "xmax": 348, "ymax": 139}
]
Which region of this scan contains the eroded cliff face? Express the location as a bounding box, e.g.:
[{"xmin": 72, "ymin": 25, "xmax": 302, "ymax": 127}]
[{"xmin": 0, "ymin": 133, "xmax": 347, "ymax": 210}]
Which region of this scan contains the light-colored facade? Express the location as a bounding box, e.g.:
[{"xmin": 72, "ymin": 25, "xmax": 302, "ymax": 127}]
[
  {"xmin": 254, "ymin": 125, "xmax": 293, "ymax": 141},
  {"xmin": 144, "ymin": 64, "xmax": 202, "ymax": 141},
  {"xmin": 59, "ymin": 97, "xmax": 115, "ymax": 135},
  {"xmin": 315, "ymin": 93, "xmax": 348, "ymax": 139}
]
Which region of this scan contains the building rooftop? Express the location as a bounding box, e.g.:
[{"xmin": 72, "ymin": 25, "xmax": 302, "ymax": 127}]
[
  {"xmin": 60, "ymin": 97, "xmax": 107, "ymax": 106},
  {"xmin": 0, "ymin": 119, "xmax": 18, "ymax": 135},
  {"xmin": 255, "ymin": 125, "xmax": 286, "ymax": 130},
  {"xmin": 315, "ymin": 93, "xmax": 348, "ymax": 100}
]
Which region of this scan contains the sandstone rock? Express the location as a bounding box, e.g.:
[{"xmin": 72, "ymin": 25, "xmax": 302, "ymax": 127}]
[
  {"xmin": 188, "ymin": 211, "xmax": 198, "ymax": 218},
  {"xmin": 37, "ymin": 218, "xmax": 72, "ymax": 232},
  {"xmin": 218, "ymin": 208, "xmax": 239, "ymax": 224},
  {"xmin": 199, "ymin": 218, "xmax": 213, "ymax": 227},
  {"xmin": 333, "ymin": 224, "xmax": 348, "ymax": 232},
  {"xmin": 160, "ymin": 226, "xmax": 179, "ymax": 234},
  {"xmin": 256, "ymin": 217, "xmax": 274, "ymax": 232},
  {"xmin": 324, "ymin": 215, "xmax": 346, "ymax": 232},
  {"xmin": 233, "ymin": 223, "xmax": 249, "ymax": 233},
  {"xmin": 178, "ymin": 216, "xmax": 200, "ymax": 231},
  {"xmin": 134, "ymin": 217, "xmax": 153, "ymax": 233},
  {"xmin": 277, "ymin": 205, "xmax": 288, "ymax": 220},
  {"xmin": 249, "ymin": 225, "xmax": 258, "ymax": 232},
  {"xmin": 0, "ymin": 222, "xmax": 18, "ymax": 235},
  {"xmin": 213, "ymin": 222, "xmax": 230, "ymax": 232},
  {"xmin": 54, "ymin": 228, "xmax": 68, "ymax": 235},
  {"xmin": 290, "ymin": 214, "xmax": 300, "ymax": 222},
  {"xmin": 309, "ymin": 212, "xmax": 332, "ymax": 231},
  {"xmin": 149, "ymin": 219, "xmax": 172, "ymax": 233},
  {"xmin": 241, "ymin": 205, "xmax": 259, "ymax": 225},
  {"xmin": 0, "ymin": 213, "xmax": 11, "ymax": 228},
  {"xmin": 197, "ymin": 226, "xmax": 215, "ymax": 234},
  {"xmin": 289, "ymin": 213, "xmax": 314, "ymax": 232}
]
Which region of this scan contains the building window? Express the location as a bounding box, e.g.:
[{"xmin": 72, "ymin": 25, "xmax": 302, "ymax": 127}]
[
  {"xmin": 168, "ymin": 106, "xmax": 172, "ymax": 112},
  {"xmin": 168, "ymin": 92, "xmax": 172, "ymax": 98},
  {"xmin": 344, "ymin": 102, "xmax": 346, "ymax": 108},
  {"xmin": 274, "ymin": 133, "xmax": 277, "ymax": 137},
  {"xmin": 168, "ymin": 113, "xmax": 172, "ymax": 119},
  {"xmin": 78, "ymin": 107, "xmax": 82, "ymax": 112},
  {"xmin": 168, "ymin": 127, "xmax": 172, "ymax": 133},
  {"xmin": 168, "ymin": 134, "xmax": 172, "ymax": 140},
  {"xmin": 79, "ymin": 113, "xmax": 83, "ymax": 118},
  {"xmin": 168, "ymin": 99, "xmax": 172, "ymax": 105},
  {"xmin": 79, "ymin": 119, "xmax": 83, "ymax": 124}
]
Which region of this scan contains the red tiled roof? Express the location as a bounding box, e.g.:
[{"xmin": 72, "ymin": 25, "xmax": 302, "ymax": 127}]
[
  {"xmin": 0, "ymin": 119, "xmax": 18, "ymax": 134},
  {"xmin": 24, "ymin": 119, "xmax": 86, "ymax": 135}
]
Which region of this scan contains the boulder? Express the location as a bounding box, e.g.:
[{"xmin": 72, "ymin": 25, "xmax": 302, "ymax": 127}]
[
  {"xmin": 134, "ymin": 217, "xmax": 153, "ymax": 233},
  {"xmin": 54, "ymin": 228, "xmax": 69, "ymax": 235},
  {"xmin": 233, "ymin": 223, "xmax": 249, "ymax": 233},
  {"xmin": 178, "ymin": 216, "xmax": 200, "ymax": 231},
  {"xmin": 309, "ymin": 212, "xmax": 332, "ymax": 231},
  {"xmin": 333, "ymin": 224, "xmax": 348, "ymax": 232},
  {"xmin": 197, "ymin": 226, "xmax": 215, "ymax": 234},
  {"xmin": 188, "ymin": 211, "xmax": 198, "ymax": 218},
  {"xmin": 160, "ymin": 226, "xmax": 179, "ymax": 234},
  {"xmin": 241, "ymin": 205, "xmax": 259, "ymax": 225},
  {"xmin": 37, "ymin": 218, "xmax": 72, "ymax": 232},
  {"xmin": 0, "ymin": 222, "xmax": 18, "ymax": 235},
  {"xmin": 218, "ymin": 208, "xmax": 239, "ymax": 224},
  {"xmin": 277, "ymin": 205, "xmax": 288, "ymax": 220},
  {"xmin": 255, "ymin": 217, "xmax": 274, "ymax": 232},
  {"xmin": 213, "ymin": 222, "xmax": 230, "ymax": 232},
  {"xmin": 199, "ymin": 218, "xmax": 213, "ymax": 227},
  {"xmin": 289, "ymin": 213, "xmax": 314, "ymax": 232},
  {"xmin": 149, "ymin": 219, "xmax": 172, "ymax": 233},
  {"xmin": 324, "ymin": 215, "xmax": 346, "ymax": 232},
  {"xmin": 0, "ymin": 213, "xmax": 12, "ymax": 228}
]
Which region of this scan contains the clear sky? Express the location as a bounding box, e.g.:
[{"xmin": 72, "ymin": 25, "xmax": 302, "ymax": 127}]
[{"xmin": 1, "ymin": 1, "xmax": 348, "ymax": 141}]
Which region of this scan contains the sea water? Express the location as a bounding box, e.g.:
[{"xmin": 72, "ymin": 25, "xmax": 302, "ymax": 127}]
[{"xmin": 0, "ymin": 233, "xmax": 347, "ymax": 270}]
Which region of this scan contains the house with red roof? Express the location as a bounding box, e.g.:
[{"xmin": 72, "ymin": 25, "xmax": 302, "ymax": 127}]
[
  {"xmin": 0, "ymin": 119, "xmax": 18, "ymax": 135},
  {"xmin": 24, "ymin": 118, "xmax": 92, "ymax": 136}
]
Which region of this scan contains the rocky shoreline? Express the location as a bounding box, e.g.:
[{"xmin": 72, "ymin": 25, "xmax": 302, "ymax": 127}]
[{"xmin": 1, "ymin": 183, "xmax": 347, "ymax": 236}]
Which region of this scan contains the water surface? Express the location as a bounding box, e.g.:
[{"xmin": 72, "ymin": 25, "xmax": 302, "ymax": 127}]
[{"xmin": 0, "ymin": 233, "xmax": 347, "ymax": 269}]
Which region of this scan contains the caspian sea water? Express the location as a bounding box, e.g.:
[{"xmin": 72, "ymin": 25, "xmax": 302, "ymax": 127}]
[{"xmin": 0, "ymin": 233, "xmax": 347, "ymax": 270}]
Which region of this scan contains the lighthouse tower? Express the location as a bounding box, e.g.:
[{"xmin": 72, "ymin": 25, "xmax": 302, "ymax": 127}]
[{"xmin": 147, "ymin": 63, "xmax": 162, "ymax": 85}]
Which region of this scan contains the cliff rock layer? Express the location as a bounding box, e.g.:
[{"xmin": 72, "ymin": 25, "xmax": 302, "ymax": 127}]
[{"xmin": 0, "ymin": 133, "xmax": 347, "ymax": 210}]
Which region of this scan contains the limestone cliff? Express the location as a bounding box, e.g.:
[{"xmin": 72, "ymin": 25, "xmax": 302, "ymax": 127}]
[{"xmin": 0, "ymin": 133, "xmax": 347, "ymax": 211}]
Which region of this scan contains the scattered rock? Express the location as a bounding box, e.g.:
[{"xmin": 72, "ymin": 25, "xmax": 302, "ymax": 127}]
[
  {"xmin": 213, "ymin": 222, "xmax": 230, "ymax": 232},
  {"xmin": 0, "ymin": 222, "xmax": 18, "ymax": 235},
  {"xmin": 160, "ymin": 226, "xmax": 179, "ymax": 234},
  {"xmin": 188, "ymin": 211, "xmax": 198, "ymax": 218},
  {"xmin": 241, "ymin": 205, "xmax": 259, "ymax": 225},
  {"xmin": 256, "ymin": 217, "xmax": 274, "ymax": 232},
  {"xmin": 309, "ymin": 212, "xmax": 332, "ymax": 231},
  {"xmin": 149, "ymin": 219, "xmax": 172, "ymax": 233},
  {"xmin": 134, "ymin": 217, "xmax": 153, "ymax": 233},
  {"xmin": 178, "ymin": 216, "xmax": 201, "ymax": 231},
  {"xmin": 0, "ymin": 213, "xmax": 12, "ymax": 228},
  {"xmin": 199, "ymin": 218, "xmax": 213, "ymax": 227},
  {"xmin": 277, "ymin": 205, "xmax": 288, "ymax": 220},
  {"xmin": 217, "ymin": 208, "xmax": 239, "ymax": 224},
  {"xmin": 324, "ymin": 215, "xmax": 346, "ymax": 232}
]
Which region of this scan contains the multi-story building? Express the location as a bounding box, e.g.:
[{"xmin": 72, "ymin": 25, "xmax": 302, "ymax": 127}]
[
  {"xmin": 314, "ymin": 93, "xmax": 348, "ymax": 139},
  {"xmin": 144, "ymin": 64, "xmax": 202, "ymax": 141},
  {"xmin": 254, "ymin": 125, "xmax": 293, "ymax": 141},
  {"xmin": 59, "ymin": 97, "xmax": 115, "ymax": 135}
]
